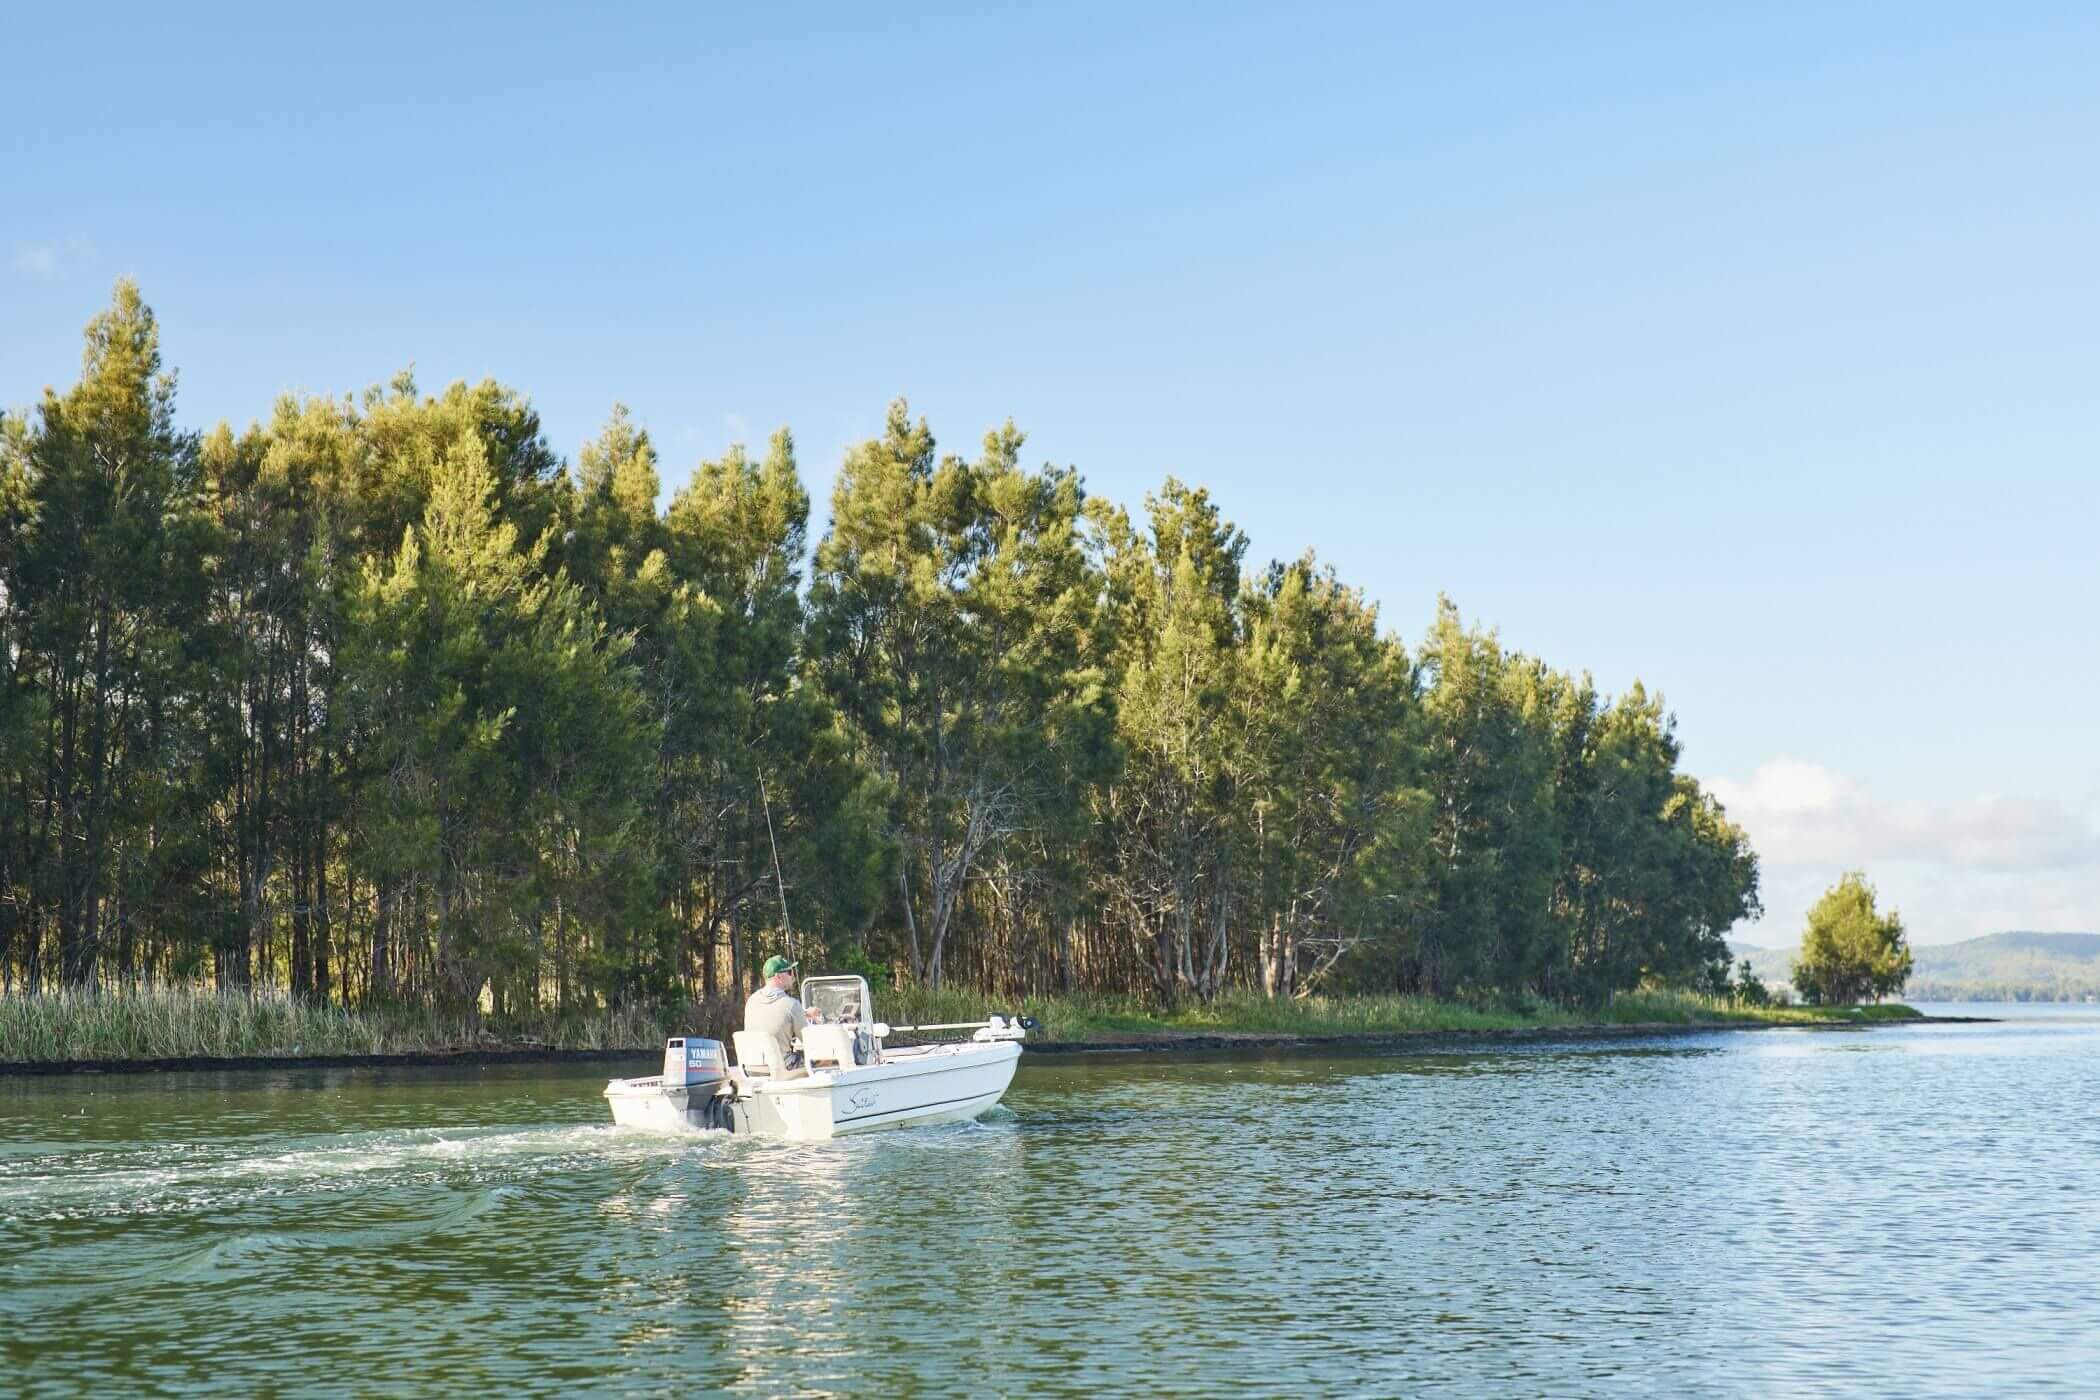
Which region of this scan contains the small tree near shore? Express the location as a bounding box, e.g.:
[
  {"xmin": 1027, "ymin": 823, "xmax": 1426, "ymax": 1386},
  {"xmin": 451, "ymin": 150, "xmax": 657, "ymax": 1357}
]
[{"xmin": 1792, "ymin": 872, "xmax": 1912, "ymax": 1005}]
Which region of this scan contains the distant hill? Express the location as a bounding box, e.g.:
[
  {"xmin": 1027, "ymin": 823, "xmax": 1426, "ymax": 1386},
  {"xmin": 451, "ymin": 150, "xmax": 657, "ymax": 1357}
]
[
  {"xmin": 1728, "ymin": 940, "xmax": 1797, "ymax": 986},
  {"xmin": 1731, "ymin": 931, "xmax": 2100, "ymax": 1002}
]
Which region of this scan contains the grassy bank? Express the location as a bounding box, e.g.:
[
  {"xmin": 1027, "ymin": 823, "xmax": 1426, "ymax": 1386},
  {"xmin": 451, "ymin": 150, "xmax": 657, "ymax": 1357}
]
[
  {"xmin": 881, "ymin": 985, "xmax": 1922, "ymax": 1043},
  {"xmin": 1, "ymin": 984, "xmax": 1921, "ymax": 1066}
]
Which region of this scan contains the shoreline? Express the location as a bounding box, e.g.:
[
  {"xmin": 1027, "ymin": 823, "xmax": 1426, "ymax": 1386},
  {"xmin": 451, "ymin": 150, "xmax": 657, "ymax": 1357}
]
[
  {"xmin": 1020, "ymin": 1014, "xmax": 1993, "ymax": 1054},
  {"xmin": 0, "ymin": 1014, "xmax": 1994, "ymax": 1078},
  {"xmin": 0, "ymin": 1047, "xmax": 649, "ymax": 1078}
]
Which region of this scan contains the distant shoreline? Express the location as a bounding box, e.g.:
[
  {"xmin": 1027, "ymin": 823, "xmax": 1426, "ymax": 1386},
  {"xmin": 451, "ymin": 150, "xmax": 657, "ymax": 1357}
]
[
  {"xmin": 0, "ymin": 1013, "xmax": 1996, "ymax": 1078},
  {"xmin": 1735, "ymin": 931, "xmax": 2100, "ymax": 1006}
]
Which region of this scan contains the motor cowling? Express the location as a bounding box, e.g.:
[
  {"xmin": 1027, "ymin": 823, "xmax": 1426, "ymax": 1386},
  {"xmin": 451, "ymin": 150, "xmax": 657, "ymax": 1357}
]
[{"xmin": 663, "ymin": 1036, "xmax": 730, "ymax": 1089}]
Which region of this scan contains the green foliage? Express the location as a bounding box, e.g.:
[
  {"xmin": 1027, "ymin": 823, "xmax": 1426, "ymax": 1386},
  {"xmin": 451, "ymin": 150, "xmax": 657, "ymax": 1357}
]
[
  {"xmin": 1547, "ymin": 676, "xmax": 1759, "ymax": 1004},
  {"xmin": 0, "ymin": 283, "xmax": 1767, "ymax": 1024},
  {"xmin": 810, "ymin": 404, "xmax": 1112, "ymax": 989},
  {"xmin": 1410, "ymin": 600, "xmax": 1561, "ymax": 996},
  {"xmin": 1732, "ymin": 957, "xmax": 1771, "ymax": 1007},
  {"xmin": 1089, "ymin": 479, "xmax": 1248, "ymax": 1000},
  {"xmin": 2, "ymin": 281, "xmax": 206, "ymax": 987},
  {"xmin": 1792, "ymin": 872, "xmax": 1913, "ymax": 1005},
  {"xmin": 1239, "ymin": 554, "xmax": 1423, "ymax": 999}
]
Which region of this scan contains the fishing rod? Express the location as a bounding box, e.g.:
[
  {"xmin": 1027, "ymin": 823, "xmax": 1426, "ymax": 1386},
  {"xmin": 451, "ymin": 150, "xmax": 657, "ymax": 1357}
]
[{"xmin": 757, "ymin": 768, "xmax": 794, "ymax": 963}]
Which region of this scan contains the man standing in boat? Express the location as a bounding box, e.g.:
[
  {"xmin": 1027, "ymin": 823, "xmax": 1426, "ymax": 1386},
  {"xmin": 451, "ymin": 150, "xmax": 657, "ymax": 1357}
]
[{"xmin": 745, "ymin": 956, "xmax": 819, "ymax": 1068}]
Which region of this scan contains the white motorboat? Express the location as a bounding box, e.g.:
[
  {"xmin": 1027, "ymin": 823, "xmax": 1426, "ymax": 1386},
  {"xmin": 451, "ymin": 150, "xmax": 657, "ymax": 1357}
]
[{"xmin": 603, "ymin": 975, "xmax": 1031, "ymax": 1140}]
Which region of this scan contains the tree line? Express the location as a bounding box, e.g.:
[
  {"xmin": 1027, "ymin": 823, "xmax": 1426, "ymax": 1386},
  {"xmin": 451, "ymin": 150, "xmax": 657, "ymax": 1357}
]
[{"xmin": 0, "ymin": 283, "xmax": 1760, "ymax": 1012}]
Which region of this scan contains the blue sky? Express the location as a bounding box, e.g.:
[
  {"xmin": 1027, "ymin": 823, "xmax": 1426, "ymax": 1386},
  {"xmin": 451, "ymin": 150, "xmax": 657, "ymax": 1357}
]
[{"xmin": 5, "ymin": 3, "xmax": 2096, "ymax": 943}]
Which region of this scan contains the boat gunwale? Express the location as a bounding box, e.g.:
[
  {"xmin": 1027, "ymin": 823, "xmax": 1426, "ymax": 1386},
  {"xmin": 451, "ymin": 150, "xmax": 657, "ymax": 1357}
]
[{"xmin": 605, "ymin": 1037, "xmax": 1018, "ymax": 1099}]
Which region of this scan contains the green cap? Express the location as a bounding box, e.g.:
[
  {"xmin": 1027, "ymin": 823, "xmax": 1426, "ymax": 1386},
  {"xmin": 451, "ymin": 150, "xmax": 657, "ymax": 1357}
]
[{"xmin": 761, "ymin": 955, "xmax": 798, "ymax": 979}]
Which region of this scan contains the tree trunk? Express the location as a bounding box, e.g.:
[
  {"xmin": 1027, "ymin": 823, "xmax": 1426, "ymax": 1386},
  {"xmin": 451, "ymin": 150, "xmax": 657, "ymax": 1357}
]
[
  {"xmin": 291, "ymin": 810, "xmax": 311, "ymax": 997},
  {"xmin": 1202, "ymin": 881, "xmax": 1229, "ymax": 999},
  {"xmin": 729, "ymin": 895, "xmax": 745, "ymax": 996},
  {"xmin": 927, "ymin": 865, "xmax": 960, "ymax": 992},
  {"xmin": 898, "ymin": 859, "xmax": 924, "ymax": 984},
  {"xmin": 313, "ymin": 818, "xmax": 332, "ymax": 1006},
  {"xmin": 1261, "ymin": 911, "xmax": 1295, "ymax": 998}
]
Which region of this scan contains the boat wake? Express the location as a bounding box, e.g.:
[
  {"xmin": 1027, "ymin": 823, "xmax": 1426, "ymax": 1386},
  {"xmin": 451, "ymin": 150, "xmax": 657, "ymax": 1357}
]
[{"xmin": 0, "ymin": 1120, "xmax": 693, "ymax": 1227}]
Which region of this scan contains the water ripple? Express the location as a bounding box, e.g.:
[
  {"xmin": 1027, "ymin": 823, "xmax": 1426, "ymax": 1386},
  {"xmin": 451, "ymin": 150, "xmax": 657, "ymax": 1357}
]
[{"xmin": 3, "ymin": 1015, "xmax": 2097, "ymax": 1395}]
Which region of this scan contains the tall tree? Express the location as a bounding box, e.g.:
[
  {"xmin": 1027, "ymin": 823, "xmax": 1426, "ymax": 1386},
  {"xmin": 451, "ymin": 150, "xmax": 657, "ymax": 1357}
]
[
  {"xmin": 195, "ymin": 398, "xmax": 354, "ymax": 995},
  {"xmin": 0, "ymin": 410, "xmax": 41, "ymax": 989},
  {"xmin": 1241, "ymin": 555, "xmax": 1423, "ymax": 997},
  {"xmin": 1547, "ymin": 681, "xmax": 1759, "ymax": 1002},
  {"xmin": 1091, "ymin": 479, "xmax": 1246, "ymax": 1000},
  {"xmin": 1407, "ymin": 600, "xmax": 1559, "ymax": 997},
  {"xmin": 9, "ymin": 282, "xmax": 202, "ymax": 986},
  {"xmin": 657, "ymin": 427, "xmax": 829, "ymax": 995},
  {"xmin": 342, "ymin": 426, "xmax": 644, "ymax": 1009},
  {"xmin": 812, "ymin": 402, "xmax": 1110, "ymax": 988},
  {"xmin": 1649, "ymin": 775, "xmax": 1760, "ymax": 989}
]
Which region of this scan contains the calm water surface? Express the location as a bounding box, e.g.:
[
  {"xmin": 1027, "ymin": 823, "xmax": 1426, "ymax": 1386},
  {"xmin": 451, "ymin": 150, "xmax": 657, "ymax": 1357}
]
[{"xmin": 4, "ymin": 1006, "xmax": 2097, "ymax": 1396}]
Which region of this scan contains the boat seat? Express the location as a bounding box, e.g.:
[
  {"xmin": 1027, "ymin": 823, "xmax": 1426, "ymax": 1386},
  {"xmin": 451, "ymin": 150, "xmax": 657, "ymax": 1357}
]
[{"xmin": 732, "ymin": 1030, "xmax": 807, "ymax": 1080}]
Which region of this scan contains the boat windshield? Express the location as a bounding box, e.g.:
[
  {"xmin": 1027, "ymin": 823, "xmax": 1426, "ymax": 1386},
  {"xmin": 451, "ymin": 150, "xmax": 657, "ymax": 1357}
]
[{"xmin": 803, "ymin": 975, "xmax": 872, "ymax": 1027}]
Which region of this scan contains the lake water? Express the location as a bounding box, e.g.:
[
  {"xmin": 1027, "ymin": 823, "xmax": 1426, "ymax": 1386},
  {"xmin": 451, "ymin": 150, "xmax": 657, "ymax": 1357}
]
[{"xmin": 4, "ymin": 1006, "xmax": 2097, "ymax": 1396}]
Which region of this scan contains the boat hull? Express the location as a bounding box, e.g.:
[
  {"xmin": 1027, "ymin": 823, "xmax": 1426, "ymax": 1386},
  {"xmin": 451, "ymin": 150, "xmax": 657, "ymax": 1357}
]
[{"xmin": 605, "ymin": 1040, "xmax": 1021, "ymax": 1141}]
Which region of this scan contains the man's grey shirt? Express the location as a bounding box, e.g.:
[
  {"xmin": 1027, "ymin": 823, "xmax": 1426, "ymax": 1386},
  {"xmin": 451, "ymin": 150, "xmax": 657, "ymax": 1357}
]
[{"xmin": 744, "ymin": 985, "xmax": 806, "ymax": 1061}]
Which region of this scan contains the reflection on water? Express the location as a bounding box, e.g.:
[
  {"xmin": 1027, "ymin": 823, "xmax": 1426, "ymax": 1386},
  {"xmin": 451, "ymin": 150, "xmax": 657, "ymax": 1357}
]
[{"xmin": 3, "ymin": 1009, "xmax": 2096, "ymax": 1396}]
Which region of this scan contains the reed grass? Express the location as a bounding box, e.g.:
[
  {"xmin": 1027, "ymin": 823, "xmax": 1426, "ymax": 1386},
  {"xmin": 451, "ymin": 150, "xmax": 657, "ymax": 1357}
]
[
  {"xmin": 1, "ymin": 982, "xmax": 1917, "ymax": 1065},
  {"xmin": 0, "ymin": 986, "xmax": 740, "ymax": 1064}
]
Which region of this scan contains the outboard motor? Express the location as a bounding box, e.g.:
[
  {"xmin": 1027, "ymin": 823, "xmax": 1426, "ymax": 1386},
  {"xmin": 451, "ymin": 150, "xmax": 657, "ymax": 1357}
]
[
  {"xmin": 656, "ymin": 1036, "xmax": 745, "ymax": 1130},
  {"xmin": 663, "ymin": 1037, "xmax": 729, "ymax": 1089}
]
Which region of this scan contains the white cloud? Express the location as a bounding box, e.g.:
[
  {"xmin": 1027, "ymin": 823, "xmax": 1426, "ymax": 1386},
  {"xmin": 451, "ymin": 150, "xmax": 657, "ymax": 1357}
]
[
  {"xmin": 11, "ymin": 244, "xmax": 59, "ymax": 277},
  {"xmin": 10, "ymin": 235, "xmax": 91, "ymax": 279},
  {"xmin": 1709, "ymin": 760, "xmax": 2100, "ymax": 870},
  {"xmin": 1712, "ymin": 758, "xmax": 2100, "ymax": 947}
]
